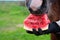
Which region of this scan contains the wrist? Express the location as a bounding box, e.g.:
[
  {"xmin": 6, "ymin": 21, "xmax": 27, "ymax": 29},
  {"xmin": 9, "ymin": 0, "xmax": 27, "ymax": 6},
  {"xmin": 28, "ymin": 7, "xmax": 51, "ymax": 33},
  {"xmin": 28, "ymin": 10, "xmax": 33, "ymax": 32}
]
[
  {"xmin": 56, "ymin": 20, "xmax": 60, "ymax": 26},
  {"xmin": 48, "ymin": 22, "xmax": 60, "ymax": 33}
]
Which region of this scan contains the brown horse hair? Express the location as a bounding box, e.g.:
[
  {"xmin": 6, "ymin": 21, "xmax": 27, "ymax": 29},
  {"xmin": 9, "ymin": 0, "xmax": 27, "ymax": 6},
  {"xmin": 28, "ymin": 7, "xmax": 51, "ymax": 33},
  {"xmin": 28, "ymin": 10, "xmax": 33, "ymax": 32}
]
[{"xmin": 48, "ymin": 0, "xmax": 60, "ymax": 22}]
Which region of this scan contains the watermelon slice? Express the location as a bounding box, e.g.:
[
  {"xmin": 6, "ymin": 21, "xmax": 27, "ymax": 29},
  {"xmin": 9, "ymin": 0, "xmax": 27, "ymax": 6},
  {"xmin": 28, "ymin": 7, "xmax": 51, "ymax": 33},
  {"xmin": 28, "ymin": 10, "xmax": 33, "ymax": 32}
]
[{"xmin": 24, "ymin": 13, "xmax": 50, "ymax": 31}]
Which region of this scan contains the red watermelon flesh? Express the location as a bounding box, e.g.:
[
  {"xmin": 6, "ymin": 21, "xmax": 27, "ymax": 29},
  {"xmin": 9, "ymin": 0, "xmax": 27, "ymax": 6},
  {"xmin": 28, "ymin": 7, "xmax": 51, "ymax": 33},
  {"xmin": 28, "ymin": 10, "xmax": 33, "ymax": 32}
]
[{"xmin": 24, "ymin": 14, "xmax": 50, "ymax": 31}]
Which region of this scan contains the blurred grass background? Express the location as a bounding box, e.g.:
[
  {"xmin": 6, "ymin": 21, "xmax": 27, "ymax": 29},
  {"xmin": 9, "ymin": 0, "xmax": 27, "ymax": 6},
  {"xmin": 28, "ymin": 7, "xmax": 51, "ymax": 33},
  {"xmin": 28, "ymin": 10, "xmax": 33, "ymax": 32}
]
[{"xmin": 0, "ymin": 1, "xmax": 50, "ymax": 40}]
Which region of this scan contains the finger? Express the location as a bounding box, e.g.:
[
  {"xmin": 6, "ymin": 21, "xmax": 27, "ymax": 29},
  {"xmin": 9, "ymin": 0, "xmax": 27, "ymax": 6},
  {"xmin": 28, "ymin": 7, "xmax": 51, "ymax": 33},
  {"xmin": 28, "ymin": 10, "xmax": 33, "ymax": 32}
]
[
  {"xmin": 43, "ymin": 30, "xmax": 49, "ymax": 34},
  {"xmin": 38, "ymin": 28, "xmax": 43, "ymax": 35},
  {"xmin": 33, "ymin": 29, "xmax": 40, "ymax": 36},
  {"xmin": 33, "ymin": 29, "xmax": 37, "ymax": 33},
  {"xmin": 26, "ymin": 30, "xmax": 33, "ymax": 34},
  {"xmin": 38, "ymin": 28, "xmax": 49, "ymax": 34}
]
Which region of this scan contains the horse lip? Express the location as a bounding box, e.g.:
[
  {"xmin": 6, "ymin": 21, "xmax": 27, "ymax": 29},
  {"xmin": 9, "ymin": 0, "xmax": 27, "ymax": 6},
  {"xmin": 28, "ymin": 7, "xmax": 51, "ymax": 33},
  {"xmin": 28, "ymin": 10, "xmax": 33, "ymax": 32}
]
[{"xmin": 31, "ymin": 12, "xmax": 44, "ymax": 16}]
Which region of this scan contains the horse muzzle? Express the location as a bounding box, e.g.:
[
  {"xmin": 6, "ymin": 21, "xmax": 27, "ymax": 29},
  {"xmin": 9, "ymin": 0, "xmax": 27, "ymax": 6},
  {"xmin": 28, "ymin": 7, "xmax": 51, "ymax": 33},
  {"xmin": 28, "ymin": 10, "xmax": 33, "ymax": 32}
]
[
  {"xmin": 29, "ymin": 6, "xmax": 48, "ymax": 15},
  {"xmin": 27, "ymin": 0, "xmax": 48, "ymax": 15}
]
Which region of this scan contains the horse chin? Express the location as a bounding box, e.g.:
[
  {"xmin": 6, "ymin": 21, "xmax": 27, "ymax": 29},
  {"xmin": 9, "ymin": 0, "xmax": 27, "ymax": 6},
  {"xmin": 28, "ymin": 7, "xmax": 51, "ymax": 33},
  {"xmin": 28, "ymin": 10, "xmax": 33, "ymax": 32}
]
[
  {"xmin": 29, "ymin": 8, "xmax": 48, "ymax": 15},
  {"xmin": 30, "ymin": 11, "xmax": 46, "ymax": 15}
]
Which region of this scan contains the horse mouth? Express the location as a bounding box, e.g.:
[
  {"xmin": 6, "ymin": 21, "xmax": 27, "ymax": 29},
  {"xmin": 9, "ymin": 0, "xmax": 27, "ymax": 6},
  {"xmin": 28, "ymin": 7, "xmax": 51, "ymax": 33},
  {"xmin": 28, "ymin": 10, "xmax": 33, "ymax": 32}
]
[{"xmin": 29, "ymin": 7, "xmax": 48, "ymax": 15}]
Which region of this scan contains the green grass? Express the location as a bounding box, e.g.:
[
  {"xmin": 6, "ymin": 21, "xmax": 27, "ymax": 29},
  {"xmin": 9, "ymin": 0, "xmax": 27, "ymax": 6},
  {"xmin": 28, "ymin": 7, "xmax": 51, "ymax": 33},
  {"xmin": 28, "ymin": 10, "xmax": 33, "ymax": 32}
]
[
  {"xmin": 0, "ymin": 2, "xmax": 50, "ymax": 40},
  {"xmin": 0, "ymin": 28, "xmax": 50, "ymax": 40},
  {"xmin": 0, "ymin": 4, "xmax": 29, "ymax": 27}
]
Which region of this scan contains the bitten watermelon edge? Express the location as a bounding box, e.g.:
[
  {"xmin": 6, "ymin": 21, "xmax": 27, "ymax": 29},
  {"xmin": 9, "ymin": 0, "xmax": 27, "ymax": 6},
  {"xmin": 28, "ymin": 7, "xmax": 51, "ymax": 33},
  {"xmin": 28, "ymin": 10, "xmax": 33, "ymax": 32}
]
[{"xmin": 24, "ymin": 13, "xmax": 50, "ymax": 31}]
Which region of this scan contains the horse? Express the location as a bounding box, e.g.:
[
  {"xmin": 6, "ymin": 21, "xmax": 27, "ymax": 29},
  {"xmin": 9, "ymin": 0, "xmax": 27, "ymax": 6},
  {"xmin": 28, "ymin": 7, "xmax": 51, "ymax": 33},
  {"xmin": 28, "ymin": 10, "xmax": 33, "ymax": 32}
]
[{"xmin": 25, "ymin": 0, "xmax": 60, "ymax": 40}]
